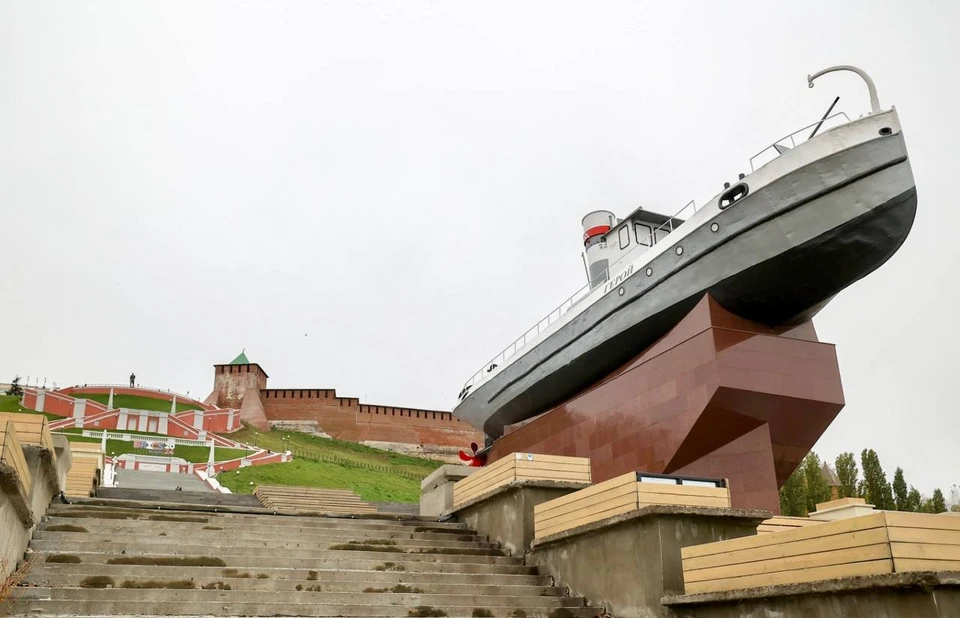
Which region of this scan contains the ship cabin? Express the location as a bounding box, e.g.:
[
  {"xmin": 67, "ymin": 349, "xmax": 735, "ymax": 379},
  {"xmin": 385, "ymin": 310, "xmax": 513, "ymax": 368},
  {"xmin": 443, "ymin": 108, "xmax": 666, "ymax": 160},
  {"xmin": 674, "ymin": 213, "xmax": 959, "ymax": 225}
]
[{"xmin": 581, "ymin": 207, "xmax": 684, "ymax": 290}]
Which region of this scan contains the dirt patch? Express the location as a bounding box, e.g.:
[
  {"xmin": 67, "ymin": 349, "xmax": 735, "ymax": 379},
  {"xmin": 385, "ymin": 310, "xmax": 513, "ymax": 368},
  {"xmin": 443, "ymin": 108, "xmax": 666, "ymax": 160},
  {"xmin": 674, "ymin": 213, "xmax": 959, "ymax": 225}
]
[
  {"xmin": 56, "ymin": 511, "xmax": 134, "ymax": 520},
  {"xmin": 409, "ymin": 607, "xmax": 447, "ymax": 617},
  {"xmin": 201, "ymin": 582, "xmax": 231, "ymax": 590},
  {"xmin": 202, "ymin": 526, "xmax": 223, "ymax": 530},
  {"xmin": 413, "ymin": 548, "xmax": 498, "ymax": 556},
  {"xmin": 107, "ymin": 556, "xmax": 226, "ymax": 567},
  {"xmin": 472, "ymin": 610, "xmax": 494, "ymax": 617},
  {"xmin": 121, "ymin": 580, "xmax": 196, "ymax": 589},
  {"xmin": 510, "ymin": 611, "xmax": 527, "ymax": 618},
  {"xmin": 79, "ymin": 576, "xmax": 115, "ymax": 588},
  {"xmin": 147, "ymin": 515, "xmax": 208, "ymax": 523},
  {"xmin": 390, "ymin": 584, "xmax": 423, "ymax": 593},
  {"xmin": 548, "ymin": 610, "xmax": 576, "ymax": 618},
  {"xmin": 329, "ymin": 542, "xmax": 403, "ymax": 553},
  {"xmin": 256, "ymin": 573, "xmax": 270, "ymax": 579},
  {"xmin": 373, "ymin": 562, "xmax": 405, "ymax": 572},
  {"xmin": 45, "ymin": 554, "xmax": 81, "ymax": 564},
  {"xmin": 46, "ymin": 524, "xmax": 88, "ymax": 533},
  {"xmin": 307, "ymin": 570, "xmax": 318, "ymax": 581}
]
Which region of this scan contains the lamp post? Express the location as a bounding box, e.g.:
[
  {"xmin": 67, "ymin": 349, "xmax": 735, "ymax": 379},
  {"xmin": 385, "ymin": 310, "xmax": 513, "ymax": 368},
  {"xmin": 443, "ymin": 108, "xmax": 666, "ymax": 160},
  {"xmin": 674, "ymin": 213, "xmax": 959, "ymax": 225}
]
[{"xmin": 235, "ymin": 470, "xmax": 240, "ymax": 493}]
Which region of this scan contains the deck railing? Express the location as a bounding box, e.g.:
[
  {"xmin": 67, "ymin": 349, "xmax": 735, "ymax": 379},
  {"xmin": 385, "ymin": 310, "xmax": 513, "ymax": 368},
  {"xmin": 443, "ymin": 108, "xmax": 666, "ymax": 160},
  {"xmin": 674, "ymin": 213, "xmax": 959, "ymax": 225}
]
[
  {"xmin": 749, "ymin": 111, "xmax": 850, "ymax": 171},
  {"xmin": 458, "ymin": 198, "xmax": 699, "ymax": 400}
]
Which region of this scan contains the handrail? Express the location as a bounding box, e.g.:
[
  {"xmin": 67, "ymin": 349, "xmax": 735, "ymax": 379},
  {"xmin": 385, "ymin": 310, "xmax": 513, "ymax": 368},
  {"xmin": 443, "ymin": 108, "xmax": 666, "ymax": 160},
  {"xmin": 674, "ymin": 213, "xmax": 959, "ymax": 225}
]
[
  {"xmin": 749, "ymin": 112, "xmax": 851, "ymax": 171},
  {"xmin": 459, "ymin": 197, "xmax": 700, "ymax": 398}
]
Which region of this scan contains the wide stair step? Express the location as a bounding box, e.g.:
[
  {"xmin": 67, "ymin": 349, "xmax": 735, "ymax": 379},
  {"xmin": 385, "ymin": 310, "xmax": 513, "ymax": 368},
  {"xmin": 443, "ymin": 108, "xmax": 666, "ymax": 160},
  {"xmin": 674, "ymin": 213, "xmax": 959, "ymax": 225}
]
[
  {"xmin": 11, "ymin": 500, "xmax": 596, "ymax": 617},
  {"xmin": 96, "ymin": 486, "xmax": 262, "ymax": 507}
]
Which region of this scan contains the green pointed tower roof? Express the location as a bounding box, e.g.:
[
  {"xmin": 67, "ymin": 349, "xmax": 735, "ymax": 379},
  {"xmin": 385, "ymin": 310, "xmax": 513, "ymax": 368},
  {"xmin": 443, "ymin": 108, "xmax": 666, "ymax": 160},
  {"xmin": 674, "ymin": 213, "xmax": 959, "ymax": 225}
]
[{"xmin": 229, "ymin": 350, "xmax": 251, "ymax": 365}]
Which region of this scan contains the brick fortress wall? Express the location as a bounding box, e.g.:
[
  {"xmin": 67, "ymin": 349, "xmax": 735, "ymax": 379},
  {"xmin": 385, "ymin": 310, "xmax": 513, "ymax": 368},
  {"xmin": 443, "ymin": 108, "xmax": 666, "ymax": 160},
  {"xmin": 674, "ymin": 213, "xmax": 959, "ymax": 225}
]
[{"xmin": 206, "ymin": 360, "xmax": 482, "ymax": 461}]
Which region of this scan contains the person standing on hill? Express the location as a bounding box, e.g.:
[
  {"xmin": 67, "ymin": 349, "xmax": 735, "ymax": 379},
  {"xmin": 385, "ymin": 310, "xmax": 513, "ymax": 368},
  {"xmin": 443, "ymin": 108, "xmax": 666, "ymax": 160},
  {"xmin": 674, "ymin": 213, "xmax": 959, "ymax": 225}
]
[{"xmin": 129, "ymin": 372, "xmax": 136, "ymax": 387}]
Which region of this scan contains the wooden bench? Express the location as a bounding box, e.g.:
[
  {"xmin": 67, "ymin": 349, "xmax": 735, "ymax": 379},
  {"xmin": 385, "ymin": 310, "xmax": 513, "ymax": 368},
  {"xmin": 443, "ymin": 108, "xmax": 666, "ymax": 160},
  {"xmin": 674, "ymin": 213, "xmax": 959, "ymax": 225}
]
[
  {"xmin": 254, "ymin": 485, "xmax": 377, "ymax": 514},
  {"xmin": 63, "ymin": 444, "xmax": 104, "ymax": 498},
  {"xmin": 534, "ymin": 471, "xmax": 731, "ymax": 540},
  {"xmin": 0, "ymin": 412, "xmax": 56, "ymax": 458},
  {"xmin": 452, "ymin": 453, "xmax": 592, "ymax": 510},
  {"xmin": 681, "ymin": 511, "xmax": 960, "ymax": 594},
  {"xmin": 0, "ymin": 420, "xmax": 32, "ymax": 495}
]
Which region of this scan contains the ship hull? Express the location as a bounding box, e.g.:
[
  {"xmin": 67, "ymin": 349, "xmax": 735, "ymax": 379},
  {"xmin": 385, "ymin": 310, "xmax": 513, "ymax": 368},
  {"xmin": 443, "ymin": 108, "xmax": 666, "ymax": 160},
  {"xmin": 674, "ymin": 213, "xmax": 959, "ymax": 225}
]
[{"xmin": 456, "ymin": 130, "xmax": 917, "ymax": 438}]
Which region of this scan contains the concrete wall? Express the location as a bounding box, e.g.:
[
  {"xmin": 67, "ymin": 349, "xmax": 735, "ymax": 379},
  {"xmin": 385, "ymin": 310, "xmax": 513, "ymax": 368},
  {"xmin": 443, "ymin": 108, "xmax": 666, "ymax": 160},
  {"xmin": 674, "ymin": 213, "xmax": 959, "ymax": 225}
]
[
  {"xmin": 527, "ymin": 507, "xmax": 767, "ymax": 618},
  {"xmin": 455, "ymin": 482, "xmax": 590, "ymax": 556},
  {"xmin": 0, "ymin": 439, "xmax": 67, "ymax": 578},
  {"xmin": 0, "ymin": 489, "xmax": 28, "ymax": 577}
]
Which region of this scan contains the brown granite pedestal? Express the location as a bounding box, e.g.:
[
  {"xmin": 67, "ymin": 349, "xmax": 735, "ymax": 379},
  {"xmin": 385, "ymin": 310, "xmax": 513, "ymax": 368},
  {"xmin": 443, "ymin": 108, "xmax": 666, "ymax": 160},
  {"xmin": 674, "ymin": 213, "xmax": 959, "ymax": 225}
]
[{"xmin": 488, "ymin": 295, "xmax": 845, "ymax": 513}]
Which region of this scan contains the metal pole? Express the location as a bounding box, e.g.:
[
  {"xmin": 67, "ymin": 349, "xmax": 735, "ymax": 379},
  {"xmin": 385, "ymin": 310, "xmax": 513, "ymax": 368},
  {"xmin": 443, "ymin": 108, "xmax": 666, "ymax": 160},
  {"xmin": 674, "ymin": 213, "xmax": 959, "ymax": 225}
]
[{"xmin": 808, "ymin": 96, "xmax": 840, "ymax": 140}]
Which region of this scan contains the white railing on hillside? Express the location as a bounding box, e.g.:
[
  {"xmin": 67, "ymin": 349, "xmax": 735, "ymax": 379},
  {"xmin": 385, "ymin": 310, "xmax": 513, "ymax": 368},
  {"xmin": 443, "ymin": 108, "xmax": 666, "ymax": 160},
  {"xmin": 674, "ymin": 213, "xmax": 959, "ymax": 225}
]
[
  {"xmin": 60, "ymin": 384, "xmax": 206, "ymax": 404},
  {"xmin": 77, "ymin": 430, "xmax": 218, "ymax": 448}
]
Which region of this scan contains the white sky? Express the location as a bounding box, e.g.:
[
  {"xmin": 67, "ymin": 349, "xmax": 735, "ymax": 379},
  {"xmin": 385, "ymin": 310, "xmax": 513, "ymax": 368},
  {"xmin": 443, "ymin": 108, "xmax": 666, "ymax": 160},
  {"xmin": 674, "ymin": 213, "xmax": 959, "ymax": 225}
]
[{"xmin": 2, "ymin": 1, "xmax": 957, "ymax": 495}]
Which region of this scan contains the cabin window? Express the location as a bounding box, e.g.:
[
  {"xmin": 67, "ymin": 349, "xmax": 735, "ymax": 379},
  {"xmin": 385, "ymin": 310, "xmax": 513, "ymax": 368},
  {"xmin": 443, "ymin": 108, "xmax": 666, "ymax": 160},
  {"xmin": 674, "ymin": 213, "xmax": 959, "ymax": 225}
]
[
  {"xmin": 618, "ymin": 227, "xmax": 630, "ymax": 250},
  {"xmin": 634, "ymin": 223, "xmax": 652, "ymax": 247},
  {"xmin": 654, "ymin": 227, "xmax": 670, "ymax": 244}
]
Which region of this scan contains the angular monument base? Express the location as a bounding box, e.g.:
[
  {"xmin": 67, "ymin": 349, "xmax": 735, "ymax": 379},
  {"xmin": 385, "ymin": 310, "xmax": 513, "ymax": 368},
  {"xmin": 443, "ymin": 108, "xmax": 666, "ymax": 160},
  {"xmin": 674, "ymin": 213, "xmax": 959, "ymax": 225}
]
[{"xmin": 488, "ymin": 294, "xmax": 845, "ymax": 513}]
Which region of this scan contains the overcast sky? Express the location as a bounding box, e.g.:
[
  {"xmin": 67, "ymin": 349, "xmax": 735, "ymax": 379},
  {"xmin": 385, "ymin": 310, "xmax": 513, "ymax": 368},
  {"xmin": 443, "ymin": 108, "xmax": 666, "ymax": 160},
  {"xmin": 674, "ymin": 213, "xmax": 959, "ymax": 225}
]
[{"xmin": 2, "ymin": 1, "xmax": 957, "ymax": 495}]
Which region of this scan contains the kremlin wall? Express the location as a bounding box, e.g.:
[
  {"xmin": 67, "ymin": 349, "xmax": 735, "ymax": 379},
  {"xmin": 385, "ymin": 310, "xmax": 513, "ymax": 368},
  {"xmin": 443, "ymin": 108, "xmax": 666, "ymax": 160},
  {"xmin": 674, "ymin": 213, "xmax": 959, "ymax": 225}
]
[{"xmin": 205, "ymin": 352, "xmax": 482, "ymax": 460}]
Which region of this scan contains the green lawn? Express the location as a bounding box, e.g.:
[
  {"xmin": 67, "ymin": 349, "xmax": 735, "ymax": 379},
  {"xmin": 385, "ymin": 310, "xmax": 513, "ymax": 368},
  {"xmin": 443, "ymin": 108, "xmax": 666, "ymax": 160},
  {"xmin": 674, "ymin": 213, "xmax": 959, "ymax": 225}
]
[
  {"xmin": 73, "ymin": 393, "xmax": 202, "ymax": 413},
  {"xmin": 223, "ymin": 459, "xmax": 424, "ymax": 503},
  {"xmin": 61, "ymin": 434, "xmax": 253, "ymax": 463},
  {"xmin": 0, "ymin": 395, "xmax": 64, "ymax": 421},
  {"xmin": 230, "ymin": 426, "xmax": 444, "ymax": 479}
]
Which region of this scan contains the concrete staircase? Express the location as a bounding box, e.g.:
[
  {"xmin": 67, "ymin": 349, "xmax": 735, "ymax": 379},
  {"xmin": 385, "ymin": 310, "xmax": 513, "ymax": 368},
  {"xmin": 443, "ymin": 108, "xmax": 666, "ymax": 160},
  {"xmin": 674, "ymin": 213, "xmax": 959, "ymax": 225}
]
[
  {"xmin": 13, "ymin": 501, "xmax": 595, "ymax": 617},
  {"xmin": 114, "ymin": 468, "xmax": 213, "ymax": 492},
  {"xmin": 254, "ymin": 485, "xmax": 378, "ymax": 514}
]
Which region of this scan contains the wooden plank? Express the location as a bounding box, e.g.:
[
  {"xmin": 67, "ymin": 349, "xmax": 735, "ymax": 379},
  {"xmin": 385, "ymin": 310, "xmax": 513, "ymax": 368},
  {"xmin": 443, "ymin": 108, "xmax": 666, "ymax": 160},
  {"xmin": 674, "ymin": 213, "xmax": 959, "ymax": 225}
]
[
  {"xmin": 537, "ymin": 502, "xmax": 639, "ymax": 539},
  {"xmin": 509, "ymin": 453, "xmax": 591, "ymax": 466},
  {"xmin": 454, "ymin": 466, "xmax": 516, "ymax": 504},
  {"xmin": 454, "ymin": 458, "xmax": 515, "ymax": 493},
  {"xmin": 890, "ymin": 542, "xmax": 960, "ymax": 561},
  {"xmin": 894, "ymin": 558, "xmax": 960, "ymax": 572},
  {"xmin": 635, "ymin": 483, "xmax": 729, "ymax": 498},
  {"xmin": 515, "ymin": 469, "xmax": 591, "ymax": 482},
  {"xmin": 536, "ymin": 482, "xmax": 638, "ymax": 521},
  {"xmin": 884, "ymin": 511, "xmax": 960, "ymax": 531},
  {"xmin": 683, "ymin": 527, "xmax": 891, "ymax": 571},
  {"xmin": 683, "ymin": 543, "xmax": 891, "ymax": 583},
  {"xmin": 682, "ymin": 513, "xmax": 886, "ymax": 559},
  {"xmin": 514, "ymin": 457, "xmax": 590, "ymax": 469},
  {"xmin": 514, "ymin": 460, "xmax": 591, "ymax": 474},
  {"xmin": 455, "ymin": 464, "xmax": 516, "ymax": 497},
  {"xmin": 534, "ymin": 472, "xmax": 637, "ymax": 513},
  {"xmin": 535, "ymin": 493, "xmax": 639, "ymax": 536},
  {"xmin": 1, "ymin": 422, "xmax": 32, "ymax": 493},
  {"xmin": 638, "ymin": 492, "xmax": 730, "ymax": 509},
  {"xmin": 684, "ymin": 559, "xmax": 893, "ymax": 594},
  {"xmin": 887, "ymin": 527, "xmax": 960, "ymax": 546}
]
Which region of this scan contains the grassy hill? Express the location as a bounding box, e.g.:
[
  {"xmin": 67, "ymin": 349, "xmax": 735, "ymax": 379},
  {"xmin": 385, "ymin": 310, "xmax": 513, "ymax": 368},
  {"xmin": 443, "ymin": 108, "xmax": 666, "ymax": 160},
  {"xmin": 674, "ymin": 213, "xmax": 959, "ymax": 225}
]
[
  {"xmin": 226, "ymin": 426, "xmax": 446, "ymax": 503},
  {"xmin": 74, "ymin": 392, "xmax": 202, "ymax": 413}
]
